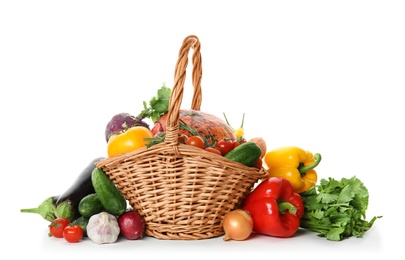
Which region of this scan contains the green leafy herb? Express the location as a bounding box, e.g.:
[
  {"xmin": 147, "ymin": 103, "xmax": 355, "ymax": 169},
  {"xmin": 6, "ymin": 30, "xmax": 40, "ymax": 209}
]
[
  {"xmin": 145, "ymin": 131, "xmax": 166, "ymax": 148},
  {"xmin": 299, "ymin": 176, "xmax": 382, "ymax": 241},
  {"xmin": 139, "ymin": 84, "xmax": 171, "ymax": 123}
]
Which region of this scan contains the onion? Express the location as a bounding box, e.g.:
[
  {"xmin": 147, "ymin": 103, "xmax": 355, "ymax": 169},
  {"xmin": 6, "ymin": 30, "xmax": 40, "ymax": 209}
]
[
  {"xmin": 222, "ymin": 209, "xmax": 253, "ymax": 241},
  {"xmin": 118, "ymin": 210, "xmax": 145, "ymax": 240},
  {"xmin": 248, "ymin": 137, "xmax": 267, "ymax": 158}
]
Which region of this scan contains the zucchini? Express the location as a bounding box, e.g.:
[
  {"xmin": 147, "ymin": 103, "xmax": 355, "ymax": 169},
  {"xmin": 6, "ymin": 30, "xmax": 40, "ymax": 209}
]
[
  {"xmin": 91, "ymin": 168, "xmax": 127, "ymax": 216},
  {"xmin": 225, "ymin": 141, "xmax": 262, "ymax": 167},
  {"xmin": 78, "ymin": 193, "xmax": 105, "ymax": 218}
]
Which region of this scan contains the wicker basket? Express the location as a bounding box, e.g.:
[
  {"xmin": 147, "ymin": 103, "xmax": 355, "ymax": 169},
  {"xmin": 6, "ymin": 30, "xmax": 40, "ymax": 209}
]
[{"xmin": 96, "ymin": 35, "xmax": 267, "ymax": 240}]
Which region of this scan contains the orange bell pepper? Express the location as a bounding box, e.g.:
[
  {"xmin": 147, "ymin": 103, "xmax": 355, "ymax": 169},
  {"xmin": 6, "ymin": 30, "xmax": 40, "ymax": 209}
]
[{"xmin": 264, "ymin": 146, "xmax": 321, "ymax": 193}]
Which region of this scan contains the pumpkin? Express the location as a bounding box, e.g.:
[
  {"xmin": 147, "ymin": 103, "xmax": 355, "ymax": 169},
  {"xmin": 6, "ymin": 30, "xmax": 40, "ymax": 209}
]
[{"xmin": 151, "ymin": 109, "xmax": 236, "ymax": 146}]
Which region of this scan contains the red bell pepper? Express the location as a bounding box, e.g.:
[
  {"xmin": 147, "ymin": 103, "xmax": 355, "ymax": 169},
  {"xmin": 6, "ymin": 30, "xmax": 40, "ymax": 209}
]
[{"xmin": 242, "ymin": 176, "xmax": 304, "ymax": 238}]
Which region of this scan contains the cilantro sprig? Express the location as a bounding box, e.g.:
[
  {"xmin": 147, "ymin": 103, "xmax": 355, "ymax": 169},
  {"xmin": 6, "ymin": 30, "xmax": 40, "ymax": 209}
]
[
  {"xmin": 299, "ymin": 176, "xmax": 382, "ymax": 241},
  {"xmin": 139, "ymin": 84, "xmax": 171, "ymax": 123}
]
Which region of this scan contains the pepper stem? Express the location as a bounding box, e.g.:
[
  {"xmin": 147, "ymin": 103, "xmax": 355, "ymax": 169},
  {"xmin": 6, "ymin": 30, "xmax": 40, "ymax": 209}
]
[
  {"xmin": 239, "ymin": 113, "xmax": 245, "ymax": 128},
  {"xmin": 278, "ymin": 201, "xmax": 297, "ymax": 215},
  {"xmin": 298, "ymin": 153, "xmax": 322, "ymax": 174},
  {"xmin": 223, "ymin": 112, "xmax": 231, "ymax": 126}
]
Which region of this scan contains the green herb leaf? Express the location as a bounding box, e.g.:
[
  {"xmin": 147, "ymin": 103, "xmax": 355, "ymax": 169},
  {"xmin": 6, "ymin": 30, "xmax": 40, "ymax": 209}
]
[
  {"xmin": 300, "ymin": 176, "xmax": 382, "ymax": 241},
  {"xmin": 140, "ymin": 84, "xmax": 171, "ymax": 123}
]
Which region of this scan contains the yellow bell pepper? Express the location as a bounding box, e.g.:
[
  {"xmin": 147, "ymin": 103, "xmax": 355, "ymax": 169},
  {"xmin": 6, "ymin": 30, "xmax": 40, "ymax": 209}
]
[
  {"xmin": 107, "ymin": 126, "xmax": 154, "ymax": 157},
  {"xmin": 264, "ymin": 146, "xmax": 321, "ymax": 193}
]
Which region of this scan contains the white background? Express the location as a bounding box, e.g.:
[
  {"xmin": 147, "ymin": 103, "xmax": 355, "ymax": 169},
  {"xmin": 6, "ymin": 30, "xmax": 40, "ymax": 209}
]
[{"xmin": 1, "ymin": 0, "xmax": 403, "ymax": 258}]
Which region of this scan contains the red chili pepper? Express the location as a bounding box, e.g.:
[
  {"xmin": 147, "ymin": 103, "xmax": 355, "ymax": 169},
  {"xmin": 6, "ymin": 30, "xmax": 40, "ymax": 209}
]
[{"xmin": 242, "ymin": 176, "xmax": 304, "ymax": 238}]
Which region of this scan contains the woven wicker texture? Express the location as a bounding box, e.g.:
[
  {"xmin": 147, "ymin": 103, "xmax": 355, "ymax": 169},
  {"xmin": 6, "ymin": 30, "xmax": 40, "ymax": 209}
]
[{"xmin": 96, "ymin": 35, "xmax": 267, "ymax": 240}]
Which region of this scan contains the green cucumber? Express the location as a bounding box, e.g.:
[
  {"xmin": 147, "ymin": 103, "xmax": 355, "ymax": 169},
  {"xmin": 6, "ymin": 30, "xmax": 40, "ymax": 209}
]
[
  {"xmin": 72, "ymin": 215, "xmax": 89, "ymax": 237},
  {"xmin": 91, "ymin": 168, "xmax": 127, "ymax": 216},
  {"xmin": 225, "ymin": 141, "xmax": 262, "ymax": 167},
  {"xmin": 78, "ymin": 193, "xmax": 105, "ymax": 218}
]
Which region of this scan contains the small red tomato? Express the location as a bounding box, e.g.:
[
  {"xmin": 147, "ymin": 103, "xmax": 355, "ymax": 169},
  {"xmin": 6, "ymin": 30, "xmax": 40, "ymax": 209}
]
[
  {"xmin": 63, "ymin": 224, "xmax": 84, "ymax": 243},
  {"xmin": 205, "ymin": 147, "xmax": 222, "ymax": 155},
  {"xmin": 233, "ymin": 138, "xmax": 246, "ymax": 148},
  {"xmin": 253, "ymin": 158, "xmax": 263, "ymax": 169},
  {"xmin": 216, "ymin": 139, "xmax": 235, "ymax": 155},
  {"xmin": 186, "ymin": 136, "xmax": 205, "ymax": 149},
  {"xmin": 49, "ymin": 218, "xmax": 70, "ymax": 238},
  {"xmin": 178, "ymin": 134, "xmax": 188, "ymax": 144}
]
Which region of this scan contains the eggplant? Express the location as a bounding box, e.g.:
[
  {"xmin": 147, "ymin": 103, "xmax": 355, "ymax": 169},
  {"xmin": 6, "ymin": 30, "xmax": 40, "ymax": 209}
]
[{"xmin": 54, "ymin": 157, "xmax": 105, "ymax": 221}]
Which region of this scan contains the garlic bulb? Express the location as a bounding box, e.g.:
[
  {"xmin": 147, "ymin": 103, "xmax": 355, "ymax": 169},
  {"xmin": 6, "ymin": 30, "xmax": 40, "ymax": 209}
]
[{"xmin": 87, "ymin": 212, "xmax": 120, "ymax": 244}]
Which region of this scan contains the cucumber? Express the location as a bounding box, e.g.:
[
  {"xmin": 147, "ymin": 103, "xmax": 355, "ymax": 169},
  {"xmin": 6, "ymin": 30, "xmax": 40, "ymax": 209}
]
[
  {"xmin": 225, "ymin": 141, "xmax": 262, "ymax": 167},
  {"xmin": 91, "ymin": 168, "xmax": 127, "ymax": 216},
  {"xmin": 78, "ymin": 193, "xmax": 105, "ymax": 218},
  {"xmin": 72, "ymin": 215, "xmax": 89, "ymax": 237}
]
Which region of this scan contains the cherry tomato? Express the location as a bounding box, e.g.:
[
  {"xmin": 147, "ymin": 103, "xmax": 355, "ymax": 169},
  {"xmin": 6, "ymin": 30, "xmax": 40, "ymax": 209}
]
[
  {"xmin": 253, "ymin": 158, "xmax": 263, "ymax": 169},
  {"xmin": 232, "ymin": 140, "xmax": 240, "ymax": 148},
  {"xmin": 49, "ymin": 218, "xmax": 70, "ymax": 238},
  {"xmin": 63, "ymin": 224, "xmax": 84, "ymax": 243},
  {"xmin": 216, "ymin": 139, "xmax": 235, "ymax": 155},
  {"xmin": 178, "ymin": 134, "xmax": 188, "ymax": 144},
  {"xmin": 233, "ymin": 138, "xmax": 246, "ymax": 148},
  {"xmin": 205, "ymin": 147, "xmax": 222, "ymax": 155},
  {"xmin": 186, "ymin": 136, "xmax": 205, "ymax": 149}
]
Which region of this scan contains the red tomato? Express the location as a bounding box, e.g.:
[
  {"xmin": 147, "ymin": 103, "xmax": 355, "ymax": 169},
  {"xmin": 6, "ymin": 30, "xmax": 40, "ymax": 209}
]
[
  {"xmin": 49, "ymin": 218, "xmax": 70, "ymax": 238},
  {"xmin": 186, "ymin": 136, "xmax": 205, "ymax": 149},
  {"xmin": 253, "ymin": 158, "xmax": 263, "ymax": 169},
  {"xmin": 178, "ymin": 134, "xmax": 188, "ymax": 144},
  {"xmin": 63, "ymin": 224, "xmax": 84, "ymax": 243},
  {"xmin": 205, "ymin": 147, "xmax": 222, "ymax": 155},
  {"xmin": 233, "ymin": 138, "xmax": 246, "ymax": 148},
  {"xmin": 216, "ymin": 139, "xmax": 235, "ymax": 155}
]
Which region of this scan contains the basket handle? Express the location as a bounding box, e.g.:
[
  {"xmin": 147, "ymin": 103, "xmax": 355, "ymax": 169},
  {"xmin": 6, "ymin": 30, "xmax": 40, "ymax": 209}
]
[{"xmin": 165, "ymin": 35, "xmax": 202, "ymax": 151}]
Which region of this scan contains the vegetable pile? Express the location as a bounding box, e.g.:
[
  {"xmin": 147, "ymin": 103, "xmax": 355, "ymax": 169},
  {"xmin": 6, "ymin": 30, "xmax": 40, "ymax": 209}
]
[
  {"xmin": 20, "ymin": 84, "xmax": 381, "ymax": 244},
  {"xmin": 21, "ymin": 161, "xmax": 145, "ymax": 244}
]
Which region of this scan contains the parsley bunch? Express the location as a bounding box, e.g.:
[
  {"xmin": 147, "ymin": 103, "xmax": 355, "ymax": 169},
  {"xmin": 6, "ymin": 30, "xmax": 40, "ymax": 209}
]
[{"xmin": 299, "ymin": 176, "xmax": 382, "ymax": 241}]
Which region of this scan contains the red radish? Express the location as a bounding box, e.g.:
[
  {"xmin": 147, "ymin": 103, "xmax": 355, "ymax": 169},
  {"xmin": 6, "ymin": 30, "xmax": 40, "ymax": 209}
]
[{"xmin": 118, "ymin": 210, "xmax": 145, "ymax": 240}]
